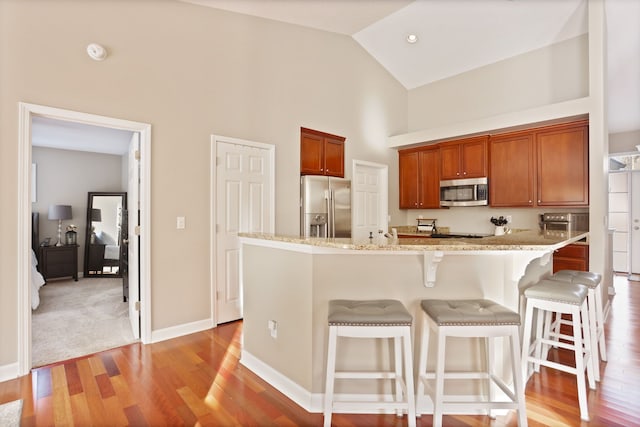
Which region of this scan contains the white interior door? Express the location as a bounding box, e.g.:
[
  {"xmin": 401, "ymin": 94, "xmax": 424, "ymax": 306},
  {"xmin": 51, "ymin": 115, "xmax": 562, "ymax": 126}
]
[
  {"xmin": 352, "ymin": 160, "xmax": 388, "ymax": 240},
  {"xmin": 215, "ymin": 138, "xmax": 274, "ymax": 324},
  {"xmin": 609, "ymin": 171, "xmax": 630, "ymax": 272},
  {"xmin": 631, "ymin": 172, "xmax": 640, "ymax": 275},
  {"xmin": 127, "ymin": 133, "xmax": 140, "ymax": 339}
]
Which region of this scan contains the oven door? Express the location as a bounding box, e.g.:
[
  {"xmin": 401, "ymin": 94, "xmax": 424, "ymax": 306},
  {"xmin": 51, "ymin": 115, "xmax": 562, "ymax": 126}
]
[{"xmin": 542, "ymin": 221, "xmax": 569, "ymax": 232}]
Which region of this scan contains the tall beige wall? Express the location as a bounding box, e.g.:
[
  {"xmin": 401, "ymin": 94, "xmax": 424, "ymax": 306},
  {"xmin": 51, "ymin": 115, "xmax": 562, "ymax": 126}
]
[
  {"xmin": 0, "ymin": 0, "xmax": 407, "ymax": 367},
  {"xmin": 408, "ymin": 35, "xmax": 589, "ymax": 131}
]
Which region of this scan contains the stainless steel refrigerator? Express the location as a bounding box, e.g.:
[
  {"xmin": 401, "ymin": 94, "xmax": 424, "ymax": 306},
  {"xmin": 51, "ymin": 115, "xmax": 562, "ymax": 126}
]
[{"xmin": 300, "ymin": 176, "xmax": 351, "ymax": 238}]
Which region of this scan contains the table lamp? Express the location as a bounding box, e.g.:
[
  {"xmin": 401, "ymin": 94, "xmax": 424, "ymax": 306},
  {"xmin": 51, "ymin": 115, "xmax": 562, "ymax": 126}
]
[{"xmin": 48, "ymin": 204, "xmax": 72, "ymax": 246}]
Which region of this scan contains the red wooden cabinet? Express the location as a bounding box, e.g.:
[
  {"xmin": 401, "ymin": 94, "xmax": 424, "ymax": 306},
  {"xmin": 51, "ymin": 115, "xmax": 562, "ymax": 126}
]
[
  {"xmin": 300, "ymin": 127, "xmax": 345, "ymax": 177},
  {"xmin": 439, "ymin": 136, "xmax": 488, "ymax": 180},
  {"xmin": 399, "ymin": 147, "xmax": 440, "ymax": 209}
]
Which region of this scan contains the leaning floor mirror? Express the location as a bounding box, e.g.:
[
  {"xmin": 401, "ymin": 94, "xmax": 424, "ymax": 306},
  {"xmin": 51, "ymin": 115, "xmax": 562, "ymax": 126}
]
[{"xmin": 84, "ymin": 191, "xmax": 127, "ymax": 277}]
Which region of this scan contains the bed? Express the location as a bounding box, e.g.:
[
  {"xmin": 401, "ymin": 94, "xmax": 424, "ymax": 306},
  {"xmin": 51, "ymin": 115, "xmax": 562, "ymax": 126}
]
[{"xmin": 31, "ymin": 212, "xmax": 46, "ymax": 310}]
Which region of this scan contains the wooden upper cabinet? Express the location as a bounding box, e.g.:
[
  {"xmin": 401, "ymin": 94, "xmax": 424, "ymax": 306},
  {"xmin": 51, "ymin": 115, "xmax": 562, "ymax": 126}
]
[
  {"xmin": 300, "ymin": 127, "xmax": 345, "ymax": 177},
  {"xmin": 399, "ymin": 147, "xmax": 440, "ymax": 209},
  {"xmin": 489, "ymin": 119, "xmax": 589, "ymax": 207},
  {"xmin": 536, "ymin": 121, "xmax": 589, "ymax": 206},
  {"xmin": 439, "ymin": 136, "xmax": 488, "ymax": 180},
  {"xmin": 489, "ymin": 131, "xmax": 535, "ymax": 207}
]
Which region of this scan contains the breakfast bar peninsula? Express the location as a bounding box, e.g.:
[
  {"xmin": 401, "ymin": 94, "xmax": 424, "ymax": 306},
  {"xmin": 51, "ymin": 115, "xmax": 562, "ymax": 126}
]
[{"xmin": 238, "ymin": 229, "xmax": 588, "ymax": 413}]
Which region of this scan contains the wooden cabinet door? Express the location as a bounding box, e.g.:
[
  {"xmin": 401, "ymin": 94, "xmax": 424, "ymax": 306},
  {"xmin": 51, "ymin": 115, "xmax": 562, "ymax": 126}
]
[
  {"xmin": 439, "ymin": 143, "xmax": 461, "ymax": 180},
  {"xmin": 300, "ymin": 128, "xmax": 345, "ymax": 177},
  {"xmin": 489, "ymin": 132, "xmax": 535, "ymax": 207},
  {"xmin": 300, "ymin": 132, "xmax": 324, "ymax": 175},
  {"xmin": 536, "ymin": 122, "xmax": 589, "ymax": 206},
  {"xmin": 399, "ymin": 150, "xmax": 419, "ymax": 208},
  {"xmin": 324, "ymin": 137, "xmax": 344, "ymax": 177},
  {"xmin": 419, "ymin": 148, "xmax": 440, "ymax": 208},
  {"xmin": 440, "ymin": 136, "xmax": 487, "ymax": 179},
  {"xmin": 461, "ymin": 137, "xmax": 488, "ymax": 178},
  {"xmin": 553, "ymin": 244, "xmax": 589, "ymax": 273}
]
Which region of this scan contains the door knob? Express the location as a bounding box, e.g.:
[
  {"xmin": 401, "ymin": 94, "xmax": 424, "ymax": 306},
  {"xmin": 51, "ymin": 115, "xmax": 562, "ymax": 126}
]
[{"xmin": 122, "ymin": 239, "xmax": 129, "ymax": 244}]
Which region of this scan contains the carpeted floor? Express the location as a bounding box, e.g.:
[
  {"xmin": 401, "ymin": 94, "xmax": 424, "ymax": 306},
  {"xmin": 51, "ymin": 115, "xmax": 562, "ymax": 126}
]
[{"xmin": 32, "ymin": 277, "xmax": 137, "ymax": 367}]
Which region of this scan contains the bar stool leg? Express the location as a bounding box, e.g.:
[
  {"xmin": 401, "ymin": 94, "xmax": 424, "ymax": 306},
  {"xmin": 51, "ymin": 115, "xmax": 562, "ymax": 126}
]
[
  {"xmin": 402, "ymin": 328, "xmax": 416, "ymax": 427},
  {"xmin": 508, "ymin": 326, "xmax": 528, "ymax": 427},
  {"xmin": 594, "ymin": 287, "xmax": 607, "ymax": 362},
  {"xmin": 521, "ymin": 301, "xmax": 534, "ymax": 383},
  {"xmin": 416, "ymin": 313, "xmax": 431, "ymax": 417},
  {"xmin": 324, "ymin": 326, "xmax": 337, "ymax": 427},
  {"xmin": 393, "ymin": 337, "xmax": 402, "ymax": 417},
  {"xmin": 571, "ymin": 304, "xmax": 590, "ymax": 421},
  {"xmin": 433, "ymin": 328, "xmax": 447, "ymax": 427},
  {"xmin": 586, "ymin": 289, "xmax": 600, "ymax": 382}
]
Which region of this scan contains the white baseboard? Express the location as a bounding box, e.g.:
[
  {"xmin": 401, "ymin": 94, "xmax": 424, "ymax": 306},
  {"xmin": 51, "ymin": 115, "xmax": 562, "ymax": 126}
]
[
  {"xmin": 240, "ymin": 350, "xmax": 321, "ymax": 412},
  {"xmin": 0, "ymin": 362, "xmax": 19, "ymax": 383},
  {"xmin": 150, "ymin": 318, "xmax": 214, "ymax": 343},
  {"xmin": 240, "ymin": 351, "xmax": 492, "ymax": 416}
]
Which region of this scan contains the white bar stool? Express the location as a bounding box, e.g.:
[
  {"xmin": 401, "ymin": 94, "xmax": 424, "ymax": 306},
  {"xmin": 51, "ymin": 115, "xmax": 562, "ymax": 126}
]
[
  {"xmin": 521, "ymin": 279, "xmax": 596, "ymax": 421},
  {"xmin": 324, "ymin": 299, "xmax": 415, "ymax": 427},
  {"xmin": 416, "ymin": 299, "xmax": 527, "ymax": 427},
  {"xmin": 549, "ymin": 270, "xmax": 607, "ymax": 381}
]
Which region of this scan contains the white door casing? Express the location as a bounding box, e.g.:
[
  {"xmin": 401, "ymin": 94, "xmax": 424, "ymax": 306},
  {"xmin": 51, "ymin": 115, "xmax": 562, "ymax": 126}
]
[
  {"xmin": 16, "ymin": 102, "xmax": 151, "ymax": 375},
  {"xmin": 608, "ymin": 171, "xmax": 630, "ymax": 272},
  {"xmin": 212, "ymin": 136, "xmax": 275, "ymax": 324},
  {"xmin": 127, "ymin": 133, "xmax": 141, "ymax": 339},
  {"xmin": 352, "ymin": 160, "xmax": 388, "ymax": 240}
]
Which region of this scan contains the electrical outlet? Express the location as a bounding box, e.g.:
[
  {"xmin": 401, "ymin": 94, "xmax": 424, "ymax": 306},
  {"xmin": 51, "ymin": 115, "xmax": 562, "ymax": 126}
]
[{"xmin": 506, "ymin": 215, "xmax": 512, "ymax": 224}]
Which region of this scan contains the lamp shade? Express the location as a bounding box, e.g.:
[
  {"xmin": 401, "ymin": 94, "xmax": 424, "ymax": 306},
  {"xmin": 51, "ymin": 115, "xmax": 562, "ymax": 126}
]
[
  {"xmin": 48, "ymin": 205, "xmax": 72, "ymax": 221},
  {"xmin": 91, "ymin": 208, "xmax": 102, "ymax": 222}
]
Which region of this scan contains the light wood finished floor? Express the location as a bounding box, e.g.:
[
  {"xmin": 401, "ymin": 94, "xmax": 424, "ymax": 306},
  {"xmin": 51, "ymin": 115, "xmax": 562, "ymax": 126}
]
[{"xmin": 1, "ymin": 276, "xmax": 639, "ymax": 426}]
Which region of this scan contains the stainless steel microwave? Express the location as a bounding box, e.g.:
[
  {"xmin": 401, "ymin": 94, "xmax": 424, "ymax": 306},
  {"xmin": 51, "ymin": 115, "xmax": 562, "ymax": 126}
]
[{"xmin": 440, "ymin": 177, "xmax": 489, "ymax": 207}]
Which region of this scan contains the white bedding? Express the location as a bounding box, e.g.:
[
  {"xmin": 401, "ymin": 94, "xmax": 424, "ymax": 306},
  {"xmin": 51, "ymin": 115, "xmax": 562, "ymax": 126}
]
[
  {"xmin": 31, "ymin": 249, "xmax": 45, "ymax": 310},
  {"xmin": 104, "ymin": 244, "xmax": 120, "ymax": 260}
]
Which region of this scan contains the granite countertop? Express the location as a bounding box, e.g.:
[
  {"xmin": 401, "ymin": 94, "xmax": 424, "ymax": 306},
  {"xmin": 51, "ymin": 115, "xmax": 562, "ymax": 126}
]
[{"xmin": 239, "ymin": 229, "xmax": 589, "ymax": 252}]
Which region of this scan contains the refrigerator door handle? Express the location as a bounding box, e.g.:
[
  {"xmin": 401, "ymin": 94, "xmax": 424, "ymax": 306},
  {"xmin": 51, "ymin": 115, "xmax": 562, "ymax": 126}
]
[{"xmin": 326, "ymin": 190, "xmax": 331, "ymax": 238}]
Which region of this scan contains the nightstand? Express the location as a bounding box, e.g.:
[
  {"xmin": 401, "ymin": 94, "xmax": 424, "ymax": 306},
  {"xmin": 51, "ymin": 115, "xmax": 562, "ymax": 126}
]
[{"xmin": 38, "ymin": 244, "xmax": 78, "ymax": 281}]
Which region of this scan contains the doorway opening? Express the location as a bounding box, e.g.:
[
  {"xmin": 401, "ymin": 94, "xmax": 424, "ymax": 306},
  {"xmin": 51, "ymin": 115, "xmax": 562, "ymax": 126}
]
[{"xmin": 17, "ymin": 103, "xmax": 152, "ymax": 375}]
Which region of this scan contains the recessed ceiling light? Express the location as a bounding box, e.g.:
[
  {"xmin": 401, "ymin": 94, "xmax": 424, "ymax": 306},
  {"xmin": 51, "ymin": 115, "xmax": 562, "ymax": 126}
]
[{"xmin": 406, "ymin": 34, "xmax": 418, "ymax": 44}]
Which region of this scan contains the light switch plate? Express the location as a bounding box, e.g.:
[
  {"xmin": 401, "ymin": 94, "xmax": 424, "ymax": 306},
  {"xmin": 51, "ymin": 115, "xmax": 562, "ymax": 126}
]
[{"xmin": 177, "ymin": 216, "xmax": 186, "ymax": 229}]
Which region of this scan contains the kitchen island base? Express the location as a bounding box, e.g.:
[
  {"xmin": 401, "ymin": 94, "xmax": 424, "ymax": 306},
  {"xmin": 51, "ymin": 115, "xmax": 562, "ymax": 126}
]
[{"xmin": 238, "ymin": 233, "xmax": 587, "ymax": 414}]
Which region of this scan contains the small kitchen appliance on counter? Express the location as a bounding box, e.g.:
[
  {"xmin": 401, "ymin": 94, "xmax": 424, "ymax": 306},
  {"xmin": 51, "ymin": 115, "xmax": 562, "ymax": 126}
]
[
  {"xmin": 417, "ymin": 218, "xmax": 437, "ymax": 233},
  {"xmin": 540, "ymin": 212, "xmax": 589, "ymax": 232}
]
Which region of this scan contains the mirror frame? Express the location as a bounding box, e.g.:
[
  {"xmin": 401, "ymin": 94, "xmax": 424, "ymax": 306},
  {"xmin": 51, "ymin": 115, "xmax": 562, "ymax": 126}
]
[{"xmin": 84, "ymin": 191, "xmax": 127, "ymax": 277}]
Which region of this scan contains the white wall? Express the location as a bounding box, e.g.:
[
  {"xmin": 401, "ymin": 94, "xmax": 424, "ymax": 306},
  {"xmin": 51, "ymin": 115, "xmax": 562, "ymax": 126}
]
[
  {"xmin": 610, "ymin": 130, "xmax": 640, "ymax": 154},
  {"xmin": 408, "ymin": 35, "xmax": 588, "ymax": 132}
]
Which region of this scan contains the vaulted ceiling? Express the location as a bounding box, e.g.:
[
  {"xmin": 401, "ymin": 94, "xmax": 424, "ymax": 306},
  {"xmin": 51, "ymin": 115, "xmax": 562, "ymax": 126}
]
[{"xmin": 184, "ymin": 0, "xmax": 640, "ymax": 135}]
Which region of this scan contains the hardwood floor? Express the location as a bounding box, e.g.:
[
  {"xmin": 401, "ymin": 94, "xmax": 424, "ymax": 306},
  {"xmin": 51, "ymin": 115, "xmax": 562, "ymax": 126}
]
[{"xmin": 1, "ymin": 275, "xmax": 639, "ymax": 426}]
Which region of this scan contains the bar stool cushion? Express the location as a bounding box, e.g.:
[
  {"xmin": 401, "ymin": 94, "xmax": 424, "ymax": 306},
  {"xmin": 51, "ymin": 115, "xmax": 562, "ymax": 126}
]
[
  {"xmin": 420, "ymin": 299, "xmax": 520, "ymax": 326},
  {"xmin": 525, "ymin": 279, "xmax": 588, "ymax": 304},
  {"xmin": 328, "ymin": 299, "xmax": 412, "ymax": 326},
  {"xmin": 552, "ymin": 270, "xmax": 602, "ymax": 288}
]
